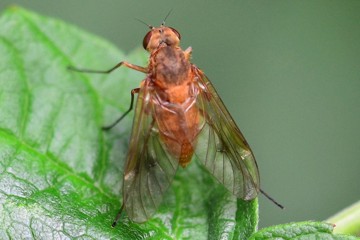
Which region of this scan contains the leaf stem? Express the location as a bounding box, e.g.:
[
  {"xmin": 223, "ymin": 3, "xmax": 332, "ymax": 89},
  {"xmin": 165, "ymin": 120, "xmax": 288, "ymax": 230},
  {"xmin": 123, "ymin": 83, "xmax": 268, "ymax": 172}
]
[{"xmin": 326, "ymin": 200, "xmax": 360, "ymax": 236}]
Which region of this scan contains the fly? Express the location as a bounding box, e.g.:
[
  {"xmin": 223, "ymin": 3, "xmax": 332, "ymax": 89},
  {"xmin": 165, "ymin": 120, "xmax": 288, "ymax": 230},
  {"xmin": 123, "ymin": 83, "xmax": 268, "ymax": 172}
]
[{"xmin": 69, "ymin": 14, "xmax": 283, "ymax": 227}]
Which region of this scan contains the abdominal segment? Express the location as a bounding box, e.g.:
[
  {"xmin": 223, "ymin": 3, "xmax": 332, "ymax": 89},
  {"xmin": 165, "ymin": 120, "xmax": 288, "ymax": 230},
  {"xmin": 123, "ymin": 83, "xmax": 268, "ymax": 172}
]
[{"xmin": 154, "ymin": 98, "xmax": 200, "ymax": 167}]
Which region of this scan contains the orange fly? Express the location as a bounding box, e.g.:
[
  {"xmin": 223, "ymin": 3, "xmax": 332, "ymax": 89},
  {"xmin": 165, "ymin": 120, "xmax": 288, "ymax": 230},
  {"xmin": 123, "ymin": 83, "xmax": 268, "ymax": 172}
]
[{"xmin": 69, "ymin": 15, "xmax": 283, "ymax": 227}]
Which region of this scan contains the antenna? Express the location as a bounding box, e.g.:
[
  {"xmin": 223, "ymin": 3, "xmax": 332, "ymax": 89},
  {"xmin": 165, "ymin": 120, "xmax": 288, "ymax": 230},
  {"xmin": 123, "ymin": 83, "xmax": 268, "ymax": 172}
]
[
  {"xmin": 135, "ymin": 18, "xmax": 153, "ymax": 29},
  {"xmin": 162, "ymin": 9, "xmax": 173, "ymax": 26}
]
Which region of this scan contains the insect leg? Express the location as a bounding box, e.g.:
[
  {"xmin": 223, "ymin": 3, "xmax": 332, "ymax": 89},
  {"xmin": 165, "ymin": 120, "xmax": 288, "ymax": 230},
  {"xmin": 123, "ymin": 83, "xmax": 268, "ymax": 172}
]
[
  {"xmin": 68, "ymin": 61, "xmax": 147, "ymax": 74},
  {"xmin": 102, "ymin": 88, "xmax": 140, "ymax": 131},
  {"xmin": 260, "ymin": 189, "xmax": 284, "ymax": 209},
  {"xmin": 111, "ymin": 201, "xmax": 125, "ymax": 228}
]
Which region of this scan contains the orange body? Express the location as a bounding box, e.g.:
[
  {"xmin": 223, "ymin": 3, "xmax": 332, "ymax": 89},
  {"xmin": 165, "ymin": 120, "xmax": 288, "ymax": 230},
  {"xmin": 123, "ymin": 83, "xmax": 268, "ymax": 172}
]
[{"xmin": 149, "ymin": 44, "xmax": 199, "ymax": 167}]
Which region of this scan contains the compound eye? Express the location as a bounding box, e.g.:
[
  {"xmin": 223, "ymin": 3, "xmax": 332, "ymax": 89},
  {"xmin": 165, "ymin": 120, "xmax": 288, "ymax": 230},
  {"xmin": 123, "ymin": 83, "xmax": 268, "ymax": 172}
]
[
  {"xmin": 169, "ymin": 27, "xmax": 181, "ymax": 40},
  {"xmin": 142, "ymin": 31, "xmax": 153, "ymax": 49}
]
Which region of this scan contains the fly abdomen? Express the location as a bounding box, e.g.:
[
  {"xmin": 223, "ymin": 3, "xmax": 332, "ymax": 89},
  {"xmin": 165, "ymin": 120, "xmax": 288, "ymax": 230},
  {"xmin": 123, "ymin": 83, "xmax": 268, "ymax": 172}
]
[{"xmin": 179, "ymin": 141, "xmax": 194, "ymax": 167}]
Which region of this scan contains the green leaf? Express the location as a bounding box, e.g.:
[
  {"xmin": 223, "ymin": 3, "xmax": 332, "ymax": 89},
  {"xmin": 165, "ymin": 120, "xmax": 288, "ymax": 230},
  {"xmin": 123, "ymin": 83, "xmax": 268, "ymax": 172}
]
[
  {"xmin": 0, "ymin": 7, "xmax": 258, "ymax": 239},
  {"xmin": 249, "ymin": 221, "xmax": 360, "ymax": 240}
]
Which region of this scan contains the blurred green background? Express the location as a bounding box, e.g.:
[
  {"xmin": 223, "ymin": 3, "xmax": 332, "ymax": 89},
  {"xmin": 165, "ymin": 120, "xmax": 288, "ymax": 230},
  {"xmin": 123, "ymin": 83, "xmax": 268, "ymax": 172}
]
[{"xmin": 1, "ymin": 0, "xmax": 359, "ymax": 229}]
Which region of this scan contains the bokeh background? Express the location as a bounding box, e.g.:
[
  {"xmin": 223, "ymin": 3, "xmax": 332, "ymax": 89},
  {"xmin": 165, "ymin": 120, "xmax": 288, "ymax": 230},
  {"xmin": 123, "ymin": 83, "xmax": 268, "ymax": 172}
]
[{"xmin": 1, "ymin": 0, "xmax": 359, "ymax": 229}]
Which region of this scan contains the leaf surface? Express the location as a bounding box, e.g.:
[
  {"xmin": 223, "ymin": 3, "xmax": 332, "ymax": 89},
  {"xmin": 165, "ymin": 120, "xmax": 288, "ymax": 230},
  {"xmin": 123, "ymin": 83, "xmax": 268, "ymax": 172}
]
[
  {"xmin": 0, "ymin": 7, "xmax": 258, "ymax": 239},
  {"xmin": 249, "ymin": 221, "xmax": 359, "ymax": 240}
]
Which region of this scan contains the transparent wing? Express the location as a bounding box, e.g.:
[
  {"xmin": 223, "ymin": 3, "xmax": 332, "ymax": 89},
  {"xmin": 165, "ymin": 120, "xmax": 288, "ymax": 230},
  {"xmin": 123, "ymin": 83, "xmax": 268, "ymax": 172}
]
[
  {"xmin": 193, "ymin": 66, "xmax": 260, "ymax": 200},
  {"xmin": 122, "ymin": 81, "xmax": 179, "ymax": 223}
]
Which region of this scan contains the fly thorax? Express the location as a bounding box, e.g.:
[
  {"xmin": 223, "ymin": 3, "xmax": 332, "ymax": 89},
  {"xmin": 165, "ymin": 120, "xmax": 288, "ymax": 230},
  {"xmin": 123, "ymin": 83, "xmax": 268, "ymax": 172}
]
[{"xmin": 154, "ymin": 46, "xmax": 191, "ymax": 86}]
